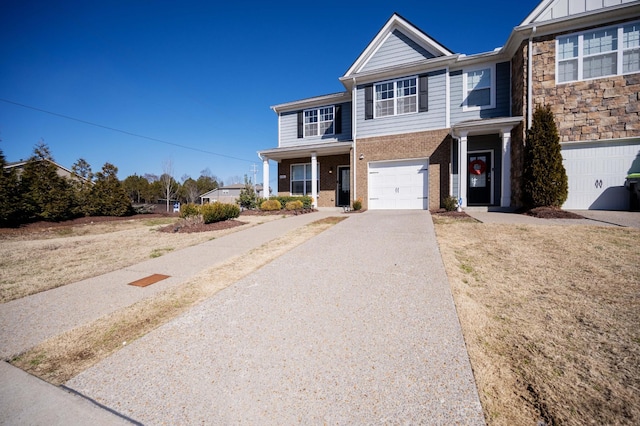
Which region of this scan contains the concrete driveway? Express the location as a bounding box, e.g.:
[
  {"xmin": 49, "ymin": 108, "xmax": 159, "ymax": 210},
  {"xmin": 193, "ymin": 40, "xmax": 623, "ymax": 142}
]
[{"xmin": 66, "ymin": 211, "xmax": 484, "ymax": 424}]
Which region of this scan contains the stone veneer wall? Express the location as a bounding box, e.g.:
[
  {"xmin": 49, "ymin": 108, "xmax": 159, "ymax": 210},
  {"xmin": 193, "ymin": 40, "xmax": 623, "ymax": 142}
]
[
  {"xmin": 510, "ymin": 40, "xmax": 529, "ymax": 207},
  {"xmin": 354, "ymin": 129, "xmax": 451, "ymax": 211},
  {"xmin": 532, "ymin": 34, "xmax": 640, "ymax": 142},
  {"xmin": 277, "ymin": 154, "xmax": 351, "ymax": 208}
]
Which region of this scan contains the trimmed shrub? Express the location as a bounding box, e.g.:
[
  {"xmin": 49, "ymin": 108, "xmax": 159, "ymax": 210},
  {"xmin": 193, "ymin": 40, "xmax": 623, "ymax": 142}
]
[
  {"xmin": 200, "ymin": 202, "xmax": 240, "ymax": 224},
  {"xmin": 180, "ymin": 203, "xmax": 200, "ymax": 218},
  {"xmin": 260, "ymin": 199, "xmax": 282, "ymax": 211},
  {"xmin": 352, "ymin": 198, "xmax": 362, "ymax": 211},
  {"xmin": 271, "ymin": 196, "xmax": 312, "ymax": 209},
  {"xmin": 442, "ymin": 196, "xmax": 458, "ymax": 211},
  {"xmin": 285, "ymin": 200, "xmax": 303, "ymax": 211}
]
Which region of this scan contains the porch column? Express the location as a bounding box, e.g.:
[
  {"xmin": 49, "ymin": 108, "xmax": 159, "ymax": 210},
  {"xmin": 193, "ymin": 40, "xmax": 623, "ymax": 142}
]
[
  {"xmin": 458, "ymin": 132, "xmax": 468, "ymax": 208},
  {"xmin": 262, "ymin": 156, "xmax": 270, "ymax": 198},
  {"xmin": 500, "ymin": 129, "xmax": 512, "ymax": 208},
  {"xmin": 311, "ymin": 152, "xmax": 318, "ymax": 208}
]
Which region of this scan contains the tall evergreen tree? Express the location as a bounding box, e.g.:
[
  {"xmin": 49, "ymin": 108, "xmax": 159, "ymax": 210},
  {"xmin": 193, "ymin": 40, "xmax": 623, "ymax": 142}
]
[
  {"xmin": 71, "ymin": 158, "xmax": 94, "ymax": 216},
  {"xmin": 522, "ymin": 105, "xmax": 568, "ymax": 208},
  {"xmin": 88, "ymin": 163, "xmax": 132, "ymax": 216},
  {"xmin": 0, "ymin": 148, "xmax": 21, "ymax": 226},
  {"xmin": 19, "ymin": 141, "xmax": 75, "ymax": 221}
]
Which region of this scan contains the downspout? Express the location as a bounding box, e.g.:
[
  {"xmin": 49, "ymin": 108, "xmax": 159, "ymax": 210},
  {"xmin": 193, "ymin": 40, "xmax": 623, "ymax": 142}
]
[
  {"xmin": 352, "ymin": 77, "xmax": 357, "ymax": 202},
  {"xmin": 527, "ymin": 26, "xmax": 537, "ymax": 130}
]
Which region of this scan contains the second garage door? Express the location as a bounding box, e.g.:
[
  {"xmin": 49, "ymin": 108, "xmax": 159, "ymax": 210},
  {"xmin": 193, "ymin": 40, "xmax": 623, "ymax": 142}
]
[
  {"xmin": 562, "ymin": 140, "xmax": 640, "ymax": 210},
  {"xmin": 368, "ymin": 159, "xmax": 429, "ymax": 210}
]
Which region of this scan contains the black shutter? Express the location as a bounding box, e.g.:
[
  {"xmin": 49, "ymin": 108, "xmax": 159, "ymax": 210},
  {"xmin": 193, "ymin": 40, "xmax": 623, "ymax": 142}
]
[
  {"xmin": 419, "ymin": 74, "xmax": 428, "ymax": 112},
  {"xmin": 334, "ymin": 104, "xmax": 342, "ymax": 134},
  {"xmin": 297, "ymin": 111, "xmax": 303, "ymax": 138},
  {"xmin": 364, "ymin": 84, "xmax": 373, "ymax": 120}
]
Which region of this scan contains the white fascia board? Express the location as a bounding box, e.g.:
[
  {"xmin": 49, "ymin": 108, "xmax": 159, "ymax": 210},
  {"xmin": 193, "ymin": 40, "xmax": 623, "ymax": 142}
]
[
  {"xmin": 342, "ymin": 13, "xmax": 454, "ymax": 79},
  {"xmin": 340, "ymin": 55, "xmax": 460, "ymax": 89},
  {"xmin": 270, "ymin": 92, "xmax": 351, "ymax": 114},
  {"xmin": 503, "ymin": 2, "xmax": 640, "ymax": 57}
]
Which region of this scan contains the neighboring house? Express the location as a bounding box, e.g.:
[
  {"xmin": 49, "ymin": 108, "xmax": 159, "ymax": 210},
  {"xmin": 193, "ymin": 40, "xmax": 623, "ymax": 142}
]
[
  {"xmin": 4, "ymin": 159, "xmax": 78, "ymax": 180},
  {"xmin": 200, "ymin": 183, "xmax": 265, "ymax": 204},
  {"xmin": 258, "ymin": 0, "xmax": 640, "ymax": 210}
]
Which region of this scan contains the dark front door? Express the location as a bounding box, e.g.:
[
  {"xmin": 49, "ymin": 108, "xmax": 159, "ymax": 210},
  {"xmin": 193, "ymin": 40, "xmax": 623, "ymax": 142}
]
[
  {"xmin": 337, "ymin": 166, "xmax": 350, "ymax": 206},
  {"xmin": 468, "ymin": 152, "xmax": 492, "ymax": 205}
]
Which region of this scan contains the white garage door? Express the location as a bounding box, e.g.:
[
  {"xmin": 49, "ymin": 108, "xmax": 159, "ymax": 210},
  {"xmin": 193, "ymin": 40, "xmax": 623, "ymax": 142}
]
[
  {"xmin": 562, "ymin": 141, "xmax": 640, "ymax": 210},
  {"xmin": 368, "ymin": 159, "xmax": 429, "ymax": 210}
]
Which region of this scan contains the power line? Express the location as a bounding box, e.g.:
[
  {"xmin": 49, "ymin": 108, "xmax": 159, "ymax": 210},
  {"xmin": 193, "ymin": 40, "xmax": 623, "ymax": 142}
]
[{"xmin": 0, "ymin": 97, "xmax": 255, "ymax": 163}]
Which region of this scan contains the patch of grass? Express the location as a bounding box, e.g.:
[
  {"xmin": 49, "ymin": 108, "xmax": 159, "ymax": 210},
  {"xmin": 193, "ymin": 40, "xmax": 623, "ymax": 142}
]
[
  {"xmin": 144, "ymin": 218, "xmax": 178, "ymax": 227},
  {"xmin": 150, "ymin": 247, "xmax": 174, "ymax": 258},
  {"xmin": 54, "ymin": 228, "xmax": 73, "ymax": 237},
  {"xmin": 11, "ymin": 216, "xmax": 344, "ymax": 386},
  {"xmin": 434, "ymin": 220, "xmax": 640, "ymax": 425}
]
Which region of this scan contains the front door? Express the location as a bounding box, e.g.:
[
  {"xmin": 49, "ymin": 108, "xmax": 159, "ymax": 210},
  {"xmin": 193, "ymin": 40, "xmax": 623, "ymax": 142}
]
[
  {"xmin": 468, "ymin": 152, "xmax": 492, "ymax": 205},
  {"xmin": 337, "ymin": 166, "xmax": 350, "ymax": 206}
]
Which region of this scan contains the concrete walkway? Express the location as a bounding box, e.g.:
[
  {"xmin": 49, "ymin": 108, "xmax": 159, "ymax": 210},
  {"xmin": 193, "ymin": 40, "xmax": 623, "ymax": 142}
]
[
  {"xmin": 466, "ymin": 209, "xmax": 640, "ymax": 228},
  {"xmin": 61, "ymin": 211, "xmax": 484, "ymax": 424},
  {"xmin": 0, "ymin": 211, "xmax": 339, "ymax": 425},
  {"xmin": 0, "ymin": 211, "xmax": 337, "ymax": 360}
]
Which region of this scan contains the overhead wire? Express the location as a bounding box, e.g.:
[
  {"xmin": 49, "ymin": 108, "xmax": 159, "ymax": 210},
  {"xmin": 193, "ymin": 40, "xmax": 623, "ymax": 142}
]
[{"xmin": 0, "ymin": 98, "xmax": 255, "ymax": 163}]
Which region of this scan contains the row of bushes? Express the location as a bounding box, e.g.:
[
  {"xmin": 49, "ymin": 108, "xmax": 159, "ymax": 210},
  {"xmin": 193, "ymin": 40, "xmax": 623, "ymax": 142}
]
[
  {"xmin": 180, "ymin": 202, "xmax": 240, "ymax": 224},
  {"xmin": 260, "ymin": 199, "xmax": 304, "ymax": 211}
]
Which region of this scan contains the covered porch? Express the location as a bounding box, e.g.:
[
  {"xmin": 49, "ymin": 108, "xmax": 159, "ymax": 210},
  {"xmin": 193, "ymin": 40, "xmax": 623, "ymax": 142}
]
[
  {"xmin": 451, "ymin": 117, "xmax": 523, "ymax": 209},
  {"xmin": 258, "ymin": 141, "xmax": 353, "ymax": 208}
]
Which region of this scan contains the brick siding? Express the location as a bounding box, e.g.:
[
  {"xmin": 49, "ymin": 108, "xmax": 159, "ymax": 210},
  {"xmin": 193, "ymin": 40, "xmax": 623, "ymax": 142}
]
[{"xmin": 355, "ymin": 129, "xmax": 451, "ymax": 210}]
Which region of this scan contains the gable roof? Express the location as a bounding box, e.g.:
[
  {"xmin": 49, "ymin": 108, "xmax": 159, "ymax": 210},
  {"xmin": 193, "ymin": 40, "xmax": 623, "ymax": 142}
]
[
  {"xmin": 342, "ymin": 13, "xmax": 453, "ymax": 80},
  {"xmin": 520, "ymin": 0, "xmax": 639, "ymax": 26}
]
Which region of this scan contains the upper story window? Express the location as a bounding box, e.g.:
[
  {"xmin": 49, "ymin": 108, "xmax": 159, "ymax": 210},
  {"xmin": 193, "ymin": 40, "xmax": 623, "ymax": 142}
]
[
  {"xmin": 462, "ymin": 65, "xmax": 495, "ymax": 110},
  {"xmin": 374, "ymin": 77, "xmax": 417, "ymax": 118},
  {"xmin": 556, "ymin": 21, "xmax": 640, "ymax": 83},
  {"xmin": 304, "ymin": 106, "xmax": 334, "ymax": 137}
]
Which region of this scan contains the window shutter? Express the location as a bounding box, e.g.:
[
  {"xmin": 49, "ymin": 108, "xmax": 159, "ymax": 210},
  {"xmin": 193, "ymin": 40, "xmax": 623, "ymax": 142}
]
[
  {"xmin": 364, "ymin": 85, "xmax": 373, "ymax": 120},
  {"xmin": 297, "ymin": 111, "xmax": 303, "ymax": 138},
  {"xmin": 335, "ymin": 104, "xmax": 342, "ymax": 134},
  {"xmin": 419, "ymin": 74, "xmax": 428, "ymax": 112}
]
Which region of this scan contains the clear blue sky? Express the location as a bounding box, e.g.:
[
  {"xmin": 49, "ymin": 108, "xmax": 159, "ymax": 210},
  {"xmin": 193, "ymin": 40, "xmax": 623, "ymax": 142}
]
[{"xmin": 1, "ymin": 0, "xmax": 539, "ymax": 187}]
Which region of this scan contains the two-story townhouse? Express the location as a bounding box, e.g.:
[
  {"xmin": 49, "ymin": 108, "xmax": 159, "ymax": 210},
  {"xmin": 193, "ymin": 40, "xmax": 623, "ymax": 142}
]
[{"xmin": 259, "ymin": 0, "xmax": 640, "ymax": 211}]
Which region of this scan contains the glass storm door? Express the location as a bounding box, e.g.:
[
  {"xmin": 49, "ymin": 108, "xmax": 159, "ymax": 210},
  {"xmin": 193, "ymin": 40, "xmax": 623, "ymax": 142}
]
[
  {"xmin": 468, "ymin": 152, "xmax": 491, "ymax": 205},
  {"xmin": 337, "ymin": 166, "xmax": 350, "ymax": 206}
]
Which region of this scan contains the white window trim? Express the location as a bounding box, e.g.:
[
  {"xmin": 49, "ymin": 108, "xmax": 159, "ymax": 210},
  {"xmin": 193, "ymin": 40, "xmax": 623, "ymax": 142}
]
[
  {"xmin": 303, "ymin": 105, "xmax": 335, "ymax": 138},
  {"xmin": 373, "ymin": 75, "xmax": 419, "ymax": 119},
  {"xmin": 290, "ymin": 162, "xmax": 320, "ymax": 196},
  {"xmin": 555, "ymin": 20, "xmax": 640, "ymax": 84},
  {"xmin": 462, "ymin": 64, "xmax": 496, "ymax": 111}
]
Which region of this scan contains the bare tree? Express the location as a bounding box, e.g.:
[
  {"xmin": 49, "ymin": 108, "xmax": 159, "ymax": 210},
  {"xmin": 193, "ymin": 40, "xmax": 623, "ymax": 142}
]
[{"xmin": 160, "ymin": 159, "xmax": 178, "ymax": 212}]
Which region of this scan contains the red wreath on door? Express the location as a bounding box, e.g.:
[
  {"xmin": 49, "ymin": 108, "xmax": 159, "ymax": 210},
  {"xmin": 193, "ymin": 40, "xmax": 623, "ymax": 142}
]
[{"xmin": 469, "ymin": 159, "xmax": 486, "ymax": 175}]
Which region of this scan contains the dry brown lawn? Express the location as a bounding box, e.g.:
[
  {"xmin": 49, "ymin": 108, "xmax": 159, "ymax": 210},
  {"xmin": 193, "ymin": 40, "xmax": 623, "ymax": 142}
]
[
  {"xmin": 0, "ymin": 215, "xmax": 283, "ymax": 303},
  {"xmin": 11, "ymin": 216, "xmax": 346, "ymax": 385},
  {"xmin": 434, "ymin": 217, "xmax": 640, "ymax": 425}
]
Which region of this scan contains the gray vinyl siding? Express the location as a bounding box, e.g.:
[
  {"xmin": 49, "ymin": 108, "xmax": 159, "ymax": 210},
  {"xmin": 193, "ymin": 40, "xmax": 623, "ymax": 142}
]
[
  {"xmin": 356, "ymin": 69, "xmax": 446, "ymax": 138},
  {"xmin": 361, "ymin": 30, "xmax": 436, "ymax": 72},
  {"xmin": 450, "ymin": 61, "xmax": 511, "ymax": 125},
  {"xmin": 279, "ymin": 102, "xmax": 352, "ymax": 148}
]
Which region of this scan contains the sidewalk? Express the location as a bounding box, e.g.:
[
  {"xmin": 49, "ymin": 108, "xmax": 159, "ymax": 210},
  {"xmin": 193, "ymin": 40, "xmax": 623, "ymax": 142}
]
[
  {"xmin": 65, "ymin": 211, "xmax": 484, "ymax": 424},
  {"xmin": 0, "ymin": 211, "xmax": 337, "ymax": 359},
  {"xmin": 0, "ymin": 211, "xmax": 339, "ymax": 425},
  {"xmin": 465, "ymin": 209, "xmax": 639, "ymax": 227}
]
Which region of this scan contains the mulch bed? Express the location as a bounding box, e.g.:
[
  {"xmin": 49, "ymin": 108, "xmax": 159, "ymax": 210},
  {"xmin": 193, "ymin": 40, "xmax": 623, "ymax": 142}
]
[
  {"xmin": 522, "ymin": 206, "xmax": 584, "ymax": 219},
  {"xmin": 157, "ymin": 219, "xmax": 248, "ymax": 233},
  {"xmin": 430, "ymin": 209, "xmax": 472, "ymax": 219}
]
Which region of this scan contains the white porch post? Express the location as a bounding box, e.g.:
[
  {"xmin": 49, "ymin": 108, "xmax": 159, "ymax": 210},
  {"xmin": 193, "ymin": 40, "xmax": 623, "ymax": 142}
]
[
  {"xmin": 311, "ymin": 152, "xmax": 318, "ymax": 208},
  {"xmin": 459, "ymin": 132, "xmax": 468, "ymax": 208},
  {"xmin": 500, "ymin": 129, "xmax": 512, "ymax": 208},
  {"xmin": 262, "ymin": 156, "xmax": 270, "ymax": 198}
]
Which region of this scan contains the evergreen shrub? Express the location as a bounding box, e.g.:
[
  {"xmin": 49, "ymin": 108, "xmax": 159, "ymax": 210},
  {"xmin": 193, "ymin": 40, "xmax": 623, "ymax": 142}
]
[
  {"xmin": 200, "ymin": 202, "xmax": 240, "ymax": 224},
  {"xmin": 522, "ymin": 105, "xmax": 569, "ymax": 208},
  {"xmin": 260, "ymin": 199, "xmax": 282, "ymax": 211}
]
